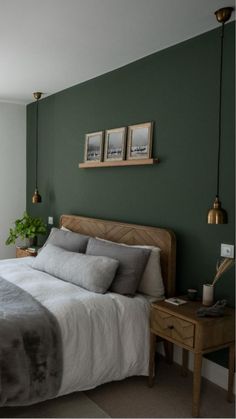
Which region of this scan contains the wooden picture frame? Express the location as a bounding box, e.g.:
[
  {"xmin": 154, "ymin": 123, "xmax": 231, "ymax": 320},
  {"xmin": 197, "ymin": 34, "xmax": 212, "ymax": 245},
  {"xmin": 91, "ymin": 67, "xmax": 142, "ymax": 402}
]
[
  {"xmin": 104, "ymin": 127, "xmax": 127, "ymax": 161},
  {"xmin": 127, "ymin": 122, "xmax": 153, "ymax": 160},
  {"xmin": 84, "ymin": 131, "xmax": 104, "ymax": 163}
]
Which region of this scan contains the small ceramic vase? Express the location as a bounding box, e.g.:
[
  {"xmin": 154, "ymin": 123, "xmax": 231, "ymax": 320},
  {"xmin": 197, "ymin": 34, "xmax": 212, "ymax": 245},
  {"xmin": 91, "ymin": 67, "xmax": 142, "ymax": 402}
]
[{"xmin": 202, "ymin": 284, "xmax": 214, "ymax": 306}]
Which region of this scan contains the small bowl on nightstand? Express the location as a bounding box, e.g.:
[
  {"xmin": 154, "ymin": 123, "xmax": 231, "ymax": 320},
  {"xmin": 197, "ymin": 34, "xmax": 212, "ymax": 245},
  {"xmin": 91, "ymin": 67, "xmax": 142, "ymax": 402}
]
[{"xmin": 187, "ymin": 288, "xmax": 198, "ymax": 301}]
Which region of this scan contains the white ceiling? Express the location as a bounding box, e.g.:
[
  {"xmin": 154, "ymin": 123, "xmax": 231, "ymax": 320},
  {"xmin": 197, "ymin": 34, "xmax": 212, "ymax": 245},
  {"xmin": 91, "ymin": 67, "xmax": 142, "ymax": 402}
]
[{"xmin": 0, "ymin": 0, "xmax": 235, "ymax": 104}]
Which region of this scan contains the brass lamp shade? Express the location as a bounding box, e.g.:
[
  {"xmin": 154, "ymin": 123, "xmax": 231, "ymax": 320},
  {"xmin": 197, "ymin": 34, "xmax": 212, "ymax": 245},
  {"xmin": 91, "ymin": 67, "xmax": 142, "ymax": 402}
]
[
  {"xmin": 207, "ymin": 196, "xmax": 227, "ymax": 224},
  {"xmin": 32, "ymin": 188, "xmax": 42, "ymax": 204}
]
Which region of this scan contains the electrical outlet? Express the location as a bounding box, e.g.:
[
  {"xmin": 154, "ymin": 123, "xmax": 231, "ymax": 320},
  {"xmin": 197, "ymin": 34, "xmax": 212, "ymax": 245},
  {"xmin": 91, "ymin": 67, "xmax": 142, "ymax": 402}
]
[
  {"xmin": 220, "ymin": 243, "xmax": 234, "ymax": 258},
  {"xmin": 48, "ymin": 216, "xmax": 54, "ymax": 225}
]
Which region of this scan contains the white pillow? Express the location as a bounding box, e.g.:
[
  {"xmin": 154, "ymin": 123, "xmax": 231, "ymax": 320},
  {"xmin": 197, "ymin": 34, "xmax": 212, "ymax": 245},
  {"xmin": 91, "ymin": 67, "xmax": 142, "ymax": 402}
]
[
  {"xmin": 61, "ymin": 225, "xmax": 71, "ymax": 231},
  {"xmin": 136, "ymin": 245, "xmax": 164, "ymax": 299},
  {"xmin": 95, "ymin": 237, "xmax": 164, "ymax": 299},
  {"xmin": 33, "ymin": 244, "xmax": 119, "ymax": 294}
]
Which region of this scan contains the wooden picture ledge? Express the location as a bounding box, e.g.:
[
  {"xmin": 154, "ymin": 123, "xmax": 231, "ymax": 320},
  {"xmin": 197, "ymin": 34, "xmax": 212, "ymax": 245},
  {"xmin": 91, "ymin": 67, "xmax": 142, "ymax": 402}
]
[{"xmin": 78, "ymin": 158, "xmax": 159, "ymax": 169}]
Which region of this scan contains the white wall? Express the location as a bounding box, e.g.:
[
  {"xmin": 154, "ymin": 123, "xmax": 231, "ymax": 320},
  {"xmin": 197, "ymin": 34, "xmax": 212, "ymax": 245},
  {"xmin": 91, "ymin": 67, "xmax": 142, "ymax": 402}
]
[{"xmin": 0, "ymin": 102, "xmax": 26, "ymax": 259}]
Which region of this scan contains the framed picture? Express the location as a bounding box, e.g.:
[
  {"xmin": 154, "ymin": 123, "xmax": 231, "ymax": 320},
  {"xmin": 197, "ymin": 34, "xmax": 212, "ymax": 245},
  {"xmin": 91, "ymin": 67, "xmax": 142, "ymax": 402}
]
[
  {"xmin": 84, "ymin": 131, "xmax": 104, "ymax": 163},
  {"xmin": 127, "ymin": 122, "xmax": 153, "ymax": 160},
  {"xmin": 104, "ymin": 127, "xmax": 127, "ymax": 161}
]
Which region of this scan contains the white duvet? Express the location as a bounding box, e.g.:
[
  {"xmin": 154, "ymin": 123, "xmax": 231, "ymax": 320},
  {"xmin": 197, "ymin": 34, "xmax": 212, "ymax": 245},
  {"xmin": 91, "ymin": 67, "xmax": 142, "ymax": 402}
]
[{"xmin": 0, "ymin": 257, "xmax": 150, "ymax": 397}]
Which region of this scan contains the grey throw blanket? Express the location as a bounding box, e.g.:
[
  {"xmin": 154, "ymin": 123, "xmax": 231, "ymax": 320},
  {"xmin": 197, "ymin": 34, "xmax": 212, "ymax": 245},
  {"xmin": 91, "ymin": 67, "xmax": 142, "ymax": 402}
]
[{"xmin": 0, "ymin": 277, "xmax": 62, "ymax": 406}]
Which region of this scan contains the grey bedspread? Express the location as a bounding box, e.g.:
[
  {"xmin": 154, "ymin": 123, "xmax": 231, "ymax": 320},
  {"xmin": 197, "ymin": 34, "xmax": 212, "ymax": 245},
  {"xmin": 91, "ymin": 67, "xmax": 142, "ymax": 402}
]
[{"xmin": 0, "ymin": 277, "xmax": 62, "ymax": 406}]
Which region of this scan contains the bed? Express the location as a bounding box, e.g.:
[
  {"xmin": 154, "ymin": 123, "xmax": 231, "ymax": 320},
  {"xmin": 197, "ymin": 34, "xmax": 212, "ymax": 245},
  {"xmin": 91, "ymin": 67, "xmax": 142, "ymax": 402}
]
[{"xmin": 0, "ymin": 214, "xmax": 176, "ymax": 407}]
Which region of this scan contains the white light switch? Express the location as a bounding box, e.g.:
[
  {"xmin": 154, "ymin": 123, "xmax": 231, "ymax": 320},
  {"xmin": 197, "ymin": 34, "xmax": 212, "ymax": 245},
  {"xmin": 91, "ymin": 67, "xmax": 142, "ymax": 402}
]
[
  {"xmin": 220, "ymin": 243, "xmax": 234, "ymax": 258},
  {"xmin": 48, "ymin": 216, "xmax": 54, "ymax": 225}
]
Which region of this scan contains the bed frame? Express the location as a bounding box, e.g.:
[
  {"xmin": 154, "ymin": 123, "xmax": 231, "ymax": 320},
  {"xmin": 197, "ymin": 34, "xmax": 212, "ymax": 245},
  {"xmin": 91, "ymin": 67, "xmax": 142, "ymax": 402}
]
[{"xmin": 60, "ymin": 214, "xmax": 176, "ymax": 297}]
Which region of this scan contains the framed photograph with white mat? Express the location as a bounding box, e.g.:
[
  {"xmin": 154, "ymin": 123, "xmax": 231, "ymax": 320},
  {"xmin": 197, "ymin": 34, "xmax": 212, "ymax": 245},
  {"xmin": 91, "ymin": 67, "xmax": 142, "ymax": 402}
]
[
  {"xmin": 127, "ymin": 122, "xmax": 153, "ymax": 160},
  {"xmin": 104, "ymin": 127, "xmax": 127, "ymax": 161},
  {"xmin": 84, "ymin": 131, "xmax": 104, "ymax": 163}
]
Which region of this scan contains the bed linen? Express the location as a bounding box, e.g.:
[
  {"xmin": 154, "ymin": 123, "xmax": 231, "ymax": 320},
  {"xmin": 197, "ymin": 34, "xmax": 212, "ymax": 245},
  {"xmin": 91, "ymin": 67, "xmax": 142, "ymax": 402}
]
[{"xmin": 0, "ymin": 257, "xmax": 151, "ymax": 406}]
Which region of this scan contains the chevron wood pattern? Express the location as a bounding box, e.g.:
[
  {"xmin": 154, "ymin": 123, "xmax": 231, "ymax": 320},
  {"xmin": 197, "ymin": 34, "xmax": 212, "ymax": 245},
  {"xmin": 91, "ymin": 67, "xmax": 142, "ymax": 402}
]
[
  {"xmin": 150, "ymin": 309, "xmax": 194, "ymax": 348},
  {"xmin": 60, "ymin": 214, "xmax": 176, "ymax": 297}
]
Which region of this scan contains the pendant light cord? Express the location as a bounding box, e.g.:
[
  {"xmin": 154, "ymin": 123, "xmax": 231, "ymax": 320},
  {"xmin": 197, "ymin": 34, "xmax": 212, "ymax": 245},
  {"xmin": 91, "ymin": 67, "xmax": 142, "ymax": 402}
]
[
  {"xmin": 216, "ymin": 22, "xmax": 225, "ymax": 198},
  {"xmin": 35, "ymin": 98, "xmax": 39, "ymax": 190}
]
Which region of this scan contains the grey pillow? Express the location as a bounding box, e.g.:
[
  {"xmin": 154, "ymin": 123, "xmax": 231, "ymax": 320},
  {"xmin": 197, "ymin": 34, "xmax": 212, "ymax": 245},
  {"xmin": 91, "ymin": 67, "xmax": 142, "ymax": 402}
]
[
  {"xmin": 86, "ymin": 238, "xmax": 151, "ymax": 296},
  {"xmin": 33, "ymin": 244, "xmax": 119, "ymax": 294},
  {"xmin": 43, "ymin": 227, "xmax": 89, "ymax": 253}
]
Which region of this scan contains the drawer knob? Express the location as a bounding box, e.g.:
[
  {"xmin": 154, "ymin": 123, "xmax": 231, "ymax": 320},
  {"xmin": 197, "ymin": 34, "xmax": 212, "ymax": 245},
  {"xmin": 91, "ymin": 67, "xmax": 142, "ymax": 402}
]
[{"xmin": 168, "ymin": 325, "xmax": 174, "ymax": 329}]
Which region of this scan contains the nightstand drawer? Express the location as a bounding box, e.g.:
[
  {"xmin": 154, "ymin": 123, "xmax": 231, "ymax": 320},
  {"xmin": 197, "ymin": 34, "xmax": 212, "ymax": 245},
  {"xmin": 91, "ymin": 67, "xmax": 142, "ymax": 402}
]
[{"xmin": 151, "ymin": 308, "xmax": 195, "ymax": 348}]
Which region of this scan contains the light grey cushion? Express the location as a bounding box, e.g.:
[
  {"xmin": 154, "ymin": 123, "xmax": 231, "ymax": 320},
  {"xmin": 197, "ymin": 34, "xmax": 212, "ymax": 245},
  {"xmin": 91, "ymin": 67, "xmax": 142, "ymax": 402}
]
[
  {"xmin": 86, "ymin": 238, "xmax": 151, "ymax": 296},
  {"xmin": 43, "ymin": 227, "xmax": 89, "ymax": 253},
  {"xmin": 33, "ymin": 244, "xmax": 119, "ymax": 294},
  {"xmin": 95, "ymin": 238, "xmax": 164, "ymax": 299}
]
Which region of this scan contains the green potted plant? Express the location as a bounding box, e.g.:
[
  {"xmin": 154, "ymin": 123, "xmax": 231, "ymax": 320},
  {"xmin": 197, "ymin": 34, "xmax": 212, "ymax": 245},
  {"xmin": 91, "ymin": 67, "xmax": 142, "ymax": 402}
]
[{"xmin": 6, "ymin": 212, "xmax": 47, "ymax": 247}]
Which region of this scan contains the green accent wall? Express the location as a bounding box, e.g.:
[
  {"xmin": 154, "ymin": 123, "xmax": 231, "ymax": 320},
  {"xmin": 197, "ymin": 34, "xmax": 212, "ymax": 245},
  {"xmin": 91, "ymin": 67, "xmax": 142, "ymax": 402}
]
[{"xmin": 27, "ymin": 23, "xmax": 235, "ymax": 367}]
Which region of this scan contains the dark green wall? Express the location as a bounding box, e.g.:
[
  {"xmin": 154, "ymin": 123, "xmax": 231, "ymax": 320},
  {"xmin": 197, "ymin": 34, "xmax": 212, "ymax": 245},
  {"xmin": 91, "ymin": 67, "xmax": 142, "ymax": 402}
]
[{"xmin": 27, "ymin": 23, "xmax": 235, "ymax": 365}]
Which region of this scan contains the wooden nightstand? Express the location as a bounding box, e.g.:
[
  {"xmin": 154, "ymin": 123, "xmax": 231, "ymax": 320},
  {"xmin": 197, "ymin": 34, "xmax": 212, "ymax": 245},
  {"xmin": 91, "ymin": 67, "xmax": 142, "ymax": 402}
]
[
  {"xmin": 16, "ymin": 246, "xmax": 38, "ymax": 258},
  {"xmin": 149, "ymin": 299, "xmax": 235, "ymax": 417}
]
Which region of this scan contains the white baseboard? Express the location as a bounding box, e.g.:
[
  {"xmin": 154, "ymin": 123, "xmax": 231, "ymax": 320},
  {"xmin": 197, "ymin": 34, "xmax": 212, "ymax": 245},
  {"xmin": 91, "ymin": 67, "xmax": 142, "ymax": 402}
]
[{"xmin": 157, "ymin": 343, "xmax": 235, "ymax": 394}]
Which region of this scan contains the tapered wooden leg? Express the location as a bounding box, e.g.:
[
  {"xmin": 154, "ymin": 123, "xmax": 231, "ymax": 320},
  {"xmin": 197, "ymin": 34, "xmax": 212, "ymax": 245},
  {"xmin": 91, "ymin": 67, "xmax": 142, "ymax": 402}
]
[
  {"xmin": 181, "ymin": 348, "xmax": 189, "ymax": 377},
  {"xmin": 163, "ymin": 340, "xmax": 173, "ymax": 364},
  {"xmin": 148, "ymin": 332, "xmax": 156, "ymax": 387},
  {"xmin": 192, "ymin": 352, "xmax": 202, "ymax": 418},
  {"xmin": 227, "ymin": 343, "xmax": 235, "ymax": 402}
]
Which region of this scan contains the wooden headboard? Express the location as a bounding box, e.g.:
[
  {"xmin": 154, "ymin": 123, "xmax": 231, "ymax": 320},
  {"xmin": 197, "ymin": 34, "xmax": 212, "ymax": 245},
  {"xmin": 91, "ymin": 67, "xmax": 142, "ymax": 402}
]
[{"xmin": 60, "ymin": 214, "xmax": 176, "ymax": 297}]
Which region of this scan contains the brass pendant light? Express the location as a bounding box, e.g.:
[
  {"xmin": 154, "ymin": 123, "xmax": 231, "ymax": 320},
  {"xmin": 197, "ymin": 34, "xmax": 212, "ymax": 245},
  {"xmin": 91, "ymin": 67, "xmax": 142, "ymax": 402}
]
[
  {"xmin": 32, "ymin": 92, "xmax": 42, "ymax": 204},
  {"xmin": 207, "ymin": 7, "xmax": 233, "ymax": 224}
]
